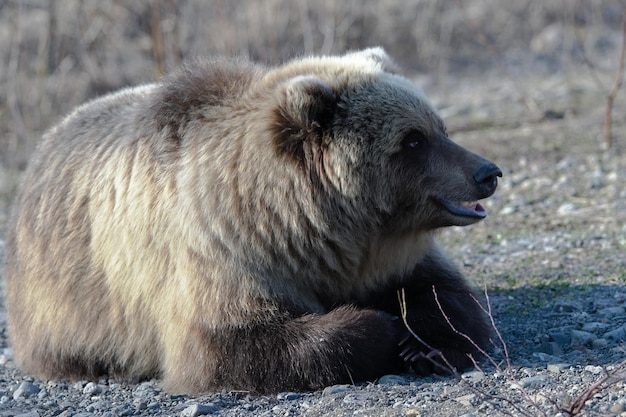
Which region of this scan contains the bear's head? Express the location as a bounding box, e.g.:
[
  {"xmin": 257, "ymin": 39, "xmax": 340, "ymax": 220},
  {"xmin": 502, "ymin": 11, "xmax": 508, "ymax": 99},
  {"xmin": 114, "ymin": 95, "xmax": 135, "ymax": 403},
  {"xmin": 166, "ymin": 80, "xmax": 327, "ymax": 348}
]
[{"xmin": 271, "ymin": 48, "xmax": 501, "ymax": 235}]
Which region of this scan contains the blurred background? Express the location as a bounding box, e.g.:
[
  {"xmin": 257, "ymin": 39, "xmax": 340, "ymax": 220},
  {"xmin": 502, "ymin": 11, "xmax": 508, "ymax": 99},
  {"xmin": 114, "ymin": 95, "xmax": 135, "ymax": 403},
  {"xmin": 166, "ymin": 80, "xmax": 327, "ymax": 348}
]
[{"xmin": 0, "ymin": 0, "xmax": 625, "ymax": 209}]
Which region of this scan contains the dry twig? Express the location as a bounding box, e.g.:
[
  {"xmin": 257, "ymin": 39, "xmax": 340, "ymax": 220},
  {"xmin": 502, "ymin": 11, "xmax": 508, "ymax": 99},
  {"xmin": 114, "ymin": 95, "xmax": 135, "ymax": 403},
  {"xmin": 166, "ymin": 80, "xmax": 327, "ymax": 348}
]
[{"xmin": 604, "ymin": 9, "xmax": 626, "ymax": 148}]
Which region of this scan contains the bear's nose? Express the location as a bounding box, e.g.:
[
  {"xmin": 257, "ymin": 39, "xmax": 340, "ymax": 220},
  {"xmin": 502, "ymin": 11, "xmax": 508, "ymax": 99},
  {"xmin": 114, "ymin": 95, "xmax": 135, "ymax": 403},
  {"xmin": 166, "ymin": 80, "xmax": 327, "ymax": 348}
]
[{"xmin": 473, "ymin": 162, "xmax": 502, "ymax": 197}]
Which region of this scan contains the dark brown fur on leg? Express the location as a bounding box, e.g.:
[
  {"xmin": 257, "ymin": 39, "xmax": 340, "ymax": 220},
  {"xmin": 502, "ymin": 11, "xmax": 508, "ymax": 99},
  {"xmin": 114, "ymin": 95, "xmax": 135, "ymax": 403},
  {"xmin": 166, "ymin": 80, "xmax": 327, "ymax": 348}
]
[
  {"xmin": 366, "ymin": 249, "xmax": 491, "ymax": 375},
  {"xmin": 164, "ymin": 306, "xmax": 402, "ymax": 394}
]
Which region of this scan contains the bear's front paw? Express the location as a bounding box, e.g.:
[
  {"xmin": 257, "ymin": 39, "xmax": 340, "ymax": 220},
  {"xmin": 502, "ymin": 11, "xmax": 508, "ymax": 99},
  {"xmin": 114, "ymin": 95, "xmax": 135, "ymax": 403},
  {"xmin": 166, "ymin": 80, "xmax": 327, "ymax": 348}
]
[{"xmin": 398, "ymin": 332, "xmax": 476, "ymax": 376}]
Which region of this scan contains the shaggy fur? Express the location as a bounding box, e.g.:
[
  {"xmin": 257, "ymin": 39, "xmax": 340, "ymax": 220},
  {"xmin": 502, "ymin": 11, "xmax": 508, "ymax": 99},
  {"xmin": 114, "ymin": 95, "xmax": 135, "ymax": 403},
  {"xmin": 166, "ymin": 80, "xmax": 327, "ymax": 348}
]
[{"xmin": 4, "ymin": 48, "xmax": 501, "ymax": 394}]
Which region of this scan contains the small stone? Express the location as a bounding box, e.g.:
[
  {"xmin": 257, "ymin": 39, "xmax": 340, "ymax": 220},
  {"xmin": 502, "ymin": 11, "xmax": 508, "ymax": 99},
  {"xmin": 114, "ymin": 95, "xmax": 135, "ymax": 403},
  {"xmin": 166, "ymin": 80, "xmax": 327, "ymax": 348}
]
[
  {"xmin": 378, "ymin": 374, "xmax": 410, "ymax": 385},
  {"xmin": 113, "ymin": 405, "xmax": 133, "ymax": 417},
  {"xmin": 582, "ymin": 322, "xmax": 610, "ymax": 332},
  {"xmin": 461, "ymin": 370, "xmax": 485, "ymax": 383},
  {"xmin": 610, "ymin": 402, "xmax": 626, "ymax": 413},
  {"xmin": 454, "ymin": 393, "xmax": 476, "ymax": 406},
  {"xmin": 133, "ymin": 382, "xmax": 158, "ymax": 398},
  {"xmin": 134, "ymin": 399, "xmax": 148, "ymax": 410},
  {"xmin": 322, "ymin": 384, "xmax": 351, "ymax": 395},
  {"xmin": 599, "ymin": 307, "xmax": 625, "ymax": 317},
  {"xmin": 557, "ymin": 203, "xmax": 576, "ymax": 214},
  {"xmin": 276, "ymin": 392, "xmax": 300, "ymax": 400},
  {"xmin": 180, "ymin": 403, "xmax": 218, "ymax": 417},
  {"xmin": 592, "ymin": 338, "xmax": 609, "ymax": 349},
  {"xmin": 547, "ymin": 363, "xmax": 569, "ymax": 372},
  {"xmin": 571, "ymin": 330, "xmax": 597, "ymax": 346},
  {"xmin": 14, "ymin": 412, "xmax": 40, "ymax": 417},
  {"xmin": 584, "ymin": 365, "xmax": 605, "ymax": 375},
  {"xmin": 342, "ymin": 393, "xmax": 372, "ymax": 404},
  {"xmin": 549, "ymin": 332, "xmax": 570, "ymax": 346},
  {"xmin": 13, "ymin": 381, "xmax": 40, "ymax": 399},
  {"xmin": 553, "ymin": 301, "xmax": 581, "ymax": 313},
  {"xmin": 604, "ymin": 326, "xmax": 626, "ymax": 341},
  {"xmin": 535, "ymin": 341, "xmax": 563, "ymax": 356},
  {"xmin": 532, "ymin": 352, "xmax": 563, "ymax": 362},
  {"xmin": 83, "ymin": 382, "xmax": 103, "ymax": 395},
  {"xmin": 519, "ymin": 375, "xmax": 552, "ymax": 389}
]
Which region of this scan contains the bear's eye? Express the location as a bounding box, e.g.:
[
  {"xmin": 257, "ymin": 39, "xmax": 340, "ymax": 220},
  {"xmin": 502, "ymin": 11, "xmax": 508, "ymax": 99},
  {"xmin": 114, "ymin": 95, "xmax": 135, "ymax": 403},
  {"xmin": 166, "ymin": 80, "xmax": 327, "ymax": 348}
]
[{"xmin": 402, "ymin": 131, "xmax": 424, "ymax": 152}]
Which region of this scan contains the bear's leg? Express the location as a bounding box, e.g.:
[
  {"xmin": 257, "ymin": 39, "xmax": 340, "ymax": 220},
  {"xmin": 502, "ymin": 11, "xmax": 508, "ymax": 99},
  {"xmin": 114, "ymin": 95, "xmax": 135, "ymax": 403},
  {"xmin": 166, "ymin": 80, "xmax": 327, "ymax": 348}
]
[
  {"xmin": 367, "ymin": 249, "xmax": 492, "ymax": 375},
  {"xmin": 162, "ymin": 306, "xmax": 401, "ymax": 394}
]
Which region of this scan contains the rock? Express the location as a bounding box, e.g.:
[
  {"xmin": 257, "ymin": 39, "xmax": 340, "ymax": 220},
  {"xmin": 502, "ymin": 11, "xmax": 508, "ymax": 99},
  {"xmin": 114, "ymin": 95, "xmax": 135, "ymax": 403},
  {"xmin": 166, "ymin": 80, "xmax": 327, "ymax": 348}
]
[
  {"xmin": 82, "ymin": 382, "xmax": 103, "ymax": 395},
  {"xmin": 549, "ymin": 332, "xmax": 570, "ymax": 346},
  {"xmin": 276, "ymin": 392, "xmax": 300, "ymax": 400},
  {"xmin": 570, "ymin": 330, "xmax": 596, "ymax": 346},
  {"xmin": 532, "ymin": 352, "xmax": 563, "ymax": 362},
  {"xmin": 598, "ymin": 307, "xmax": 625, "ymax": 318},
  {"xmin": 133, "ymin": 382, "xmax": 159, "ymax": 398},
  {"xmin": 592, "ymin": 338, "xmax": 609, "ymax": 348},
  {"xmin": 322, "ymin": 384, "xmax": 351, "ymax": 395},
  {"xmin": 461, "ymin": 371, "xmax": 485, "ymax": 383},
  {"xmin": 13, "ymin": 381, "xmax": 40, "ymax": 399},
  {"xmin": 454, "ymin": 393, "xmax": 476, "ymax": 406},
  {"xmin": 582, "ymin": 322, "xmax": 610, "ymax": 332},
  {"xmin": 342, "ymin": 393, "xmax": 372, "ymax": 405},
  {"xmin": 547, "ymin": 363, "xmax": 569, "ymax": 373},
  {"xmin": 584, "ymin": 365, "xmax": 604, "ymax": 375},
  {"xmin": 14, "ymin": 412, "xmax": 40, "ymax": 417},
  {"xmin": 604, "ymin": 326, "xmax": 626, "ymax": 341},
  {"xmin": 519, "ymin": 375, "xmax": 552, "ymax": 389},
  {"xmin": 180, "ymin": 403, "xmax": 218, "ymax": 417},
  {"xmin": 553, "ymin": 301, "xmax": 581, "ymax": 313},
  {"xmin": 377, "ymin": 374, "xmax": 410, "ymax": 385},
  {"xmin": 535, "ymin": 341, "xmax": 563, "ymax": 355}
]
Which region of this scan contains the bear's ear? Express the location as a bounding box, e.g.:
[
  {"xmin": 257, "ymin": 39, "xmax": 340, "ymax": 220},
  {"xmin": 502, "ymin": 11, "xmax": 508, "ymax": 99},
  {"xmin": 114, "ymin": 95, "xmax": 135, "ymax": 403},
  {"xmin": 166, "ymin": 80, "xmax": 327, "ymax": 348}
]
[
  {"xmin": 271, "ymin": 75, "xmax": 336, "ymax": 164},
  {"xmin": 344, "ymin": 47, "xmax": 399, "ymax": 73}
]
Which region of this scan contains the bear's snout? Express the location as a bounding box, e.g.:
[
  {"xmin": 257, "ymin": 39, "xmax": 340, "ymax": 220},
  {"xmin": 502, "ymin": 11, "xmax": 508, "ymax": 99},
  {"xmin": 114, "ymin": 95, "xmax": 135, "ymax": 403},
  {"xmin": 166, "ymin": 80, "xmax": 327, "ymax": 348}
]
[{"xmin": 473, "ymin": 162, "xmax": 502, "ymax": 198}]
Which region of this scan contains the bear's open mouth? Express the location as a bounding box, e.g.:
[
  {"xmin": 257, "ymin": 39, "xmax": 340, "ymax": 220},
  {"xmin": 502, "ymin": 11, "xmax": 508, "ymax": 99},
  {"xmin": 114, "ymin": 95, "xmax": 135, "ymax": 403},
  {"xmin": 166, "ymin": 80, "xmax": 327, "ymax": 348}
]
[{"xmin": 440, "ymin": 199, "xmax": 487, "ymax": 219}]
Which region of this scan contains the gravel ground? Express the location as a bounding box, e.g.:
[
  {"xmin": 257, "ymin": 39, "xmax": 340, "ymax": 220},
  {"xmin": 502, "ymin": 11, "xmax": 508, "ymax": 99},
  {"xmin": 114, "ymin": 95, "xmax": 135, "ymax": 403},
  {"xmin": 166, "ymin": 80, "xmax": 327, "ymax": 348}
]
[{"xmin": 0, "ymin": 71, "xmax": 625, "ymax": 417}]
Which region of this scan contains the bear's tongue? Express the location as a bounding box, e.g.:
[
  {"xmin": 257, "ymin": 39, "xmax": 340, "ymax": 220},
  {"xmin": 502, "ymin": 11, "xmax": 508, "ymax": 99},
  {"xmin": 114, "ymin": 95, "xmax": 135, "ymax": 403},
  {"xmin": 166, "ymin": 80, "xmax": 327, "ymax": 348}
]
[{"xmin": 443, "ymin": 200, "xmax": 487, "ymax": 218}]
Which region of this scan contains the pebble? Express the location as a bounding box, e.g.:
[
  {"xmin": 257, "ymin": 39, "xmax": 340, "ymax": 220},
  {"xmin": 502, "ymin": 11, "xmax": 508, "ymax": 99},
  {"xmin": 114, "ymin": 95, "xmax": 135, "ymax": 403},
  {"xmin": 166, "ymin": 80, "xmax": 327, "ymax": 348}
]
[
  {"xmin": 13, "ymin": 381, "xmax": 40, "ymax": 399},
  {"xmin": 322, "ymin": 384, "xmax": 351, "ymax": 395},
  {"xmin": 277, "ymin": 392, "xmax": 300, "ymax": 400},
  {"xmin": 584, "ymin": 365, "xmax": 605, "ymax": 375},
  {"xmin": 598, "ymin": 307, "xmax": 625, "ymax": 317},
  {"xmin": 133, "ymin": 382, "xmax": 159, "ymax": 398},
  {"xmin": 83, "ymin": 382, "xmax": 103, "ymax": 395},
  {"xmin": 604, "ymin": 326, "xmax": 626, "ymax": 341},
  {"xmin": 461, "ymin": 371, "xmax": 485, "ymax": 383},
  {"xmin": 519, "ymin": 375, "xmax": 552, "ymax": 389},
  {"xmin": 342, "ymin": 393, "xmax": 372, "ymax": 405},
  {"xmin": 592, "ymin": 338, "xmax": 609, "ymax": 348},
  {"xmin": 582, "ymin": 322, "xmax": 610, "ymax": 332},
  {"xmin": 378, "ymin": 374, "xmax": 410, "ymax": 385},
  {"xmin": 547, "ymin": 363, "xmax": 570, "ymax": 372},
  {"xmin": 454, "ymin": 393, "xmax": 476, "ymax": 406},
  {"xmin": 549, "ymin": 332, "xmax": 570, "ymax": 346},
  {"xmin": 570, "ymin": 330, "xmax": 596, "ymax": 346},
  {"xmin": 14, "ymin": 412, "xmax": 40, "ymax": 417},
  {"xmin": 553, "ymin": 301, "xmax": 581, "ymax": 313},
  {"xmin": 532, "ymin": 352, "xmax": 563, "ymax": 362},
  {"xmin": 535, "ymin": 341, "xmax": 563, "ymax": 355},
  {"xmin": 180, "ymin": 403, "xmax": 218, "ymax": 417}
]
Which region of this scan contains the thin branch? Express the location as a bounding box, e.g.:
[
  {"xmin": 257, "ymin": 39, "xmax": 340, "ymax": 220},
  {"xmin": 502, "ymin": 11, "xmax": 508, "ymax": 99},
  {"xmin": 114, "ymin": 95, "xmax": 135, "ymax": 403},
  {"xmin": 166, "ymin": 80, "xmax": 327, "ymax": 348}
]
[{"xmin": 604, "ymin": 9, "xmax": 626, "ymax": 148}]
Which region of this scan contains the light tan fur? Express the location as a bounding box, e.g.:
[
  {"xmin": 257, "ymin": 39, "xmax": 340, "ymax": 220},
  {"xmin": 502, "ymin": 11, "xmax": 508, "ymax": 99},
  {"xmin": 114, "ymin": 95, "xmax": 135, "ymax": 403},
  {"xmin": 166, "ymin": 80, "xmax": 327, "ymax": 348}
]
[{"xmin": 4, "ymin": 48, "xmax": 500, "ymax": 393}]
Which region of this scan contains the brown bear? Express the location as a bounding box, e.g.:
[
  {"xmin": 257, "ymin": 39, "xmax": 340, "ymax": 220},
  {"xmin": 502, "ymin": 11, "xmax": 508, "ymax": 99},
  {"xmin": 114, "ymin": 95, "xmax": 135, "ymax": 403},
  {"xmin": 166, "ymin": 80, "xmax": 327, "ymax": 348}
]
[{"xmin": 4, "ymin": 48, "xmax": 501, "ymax": 394}]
